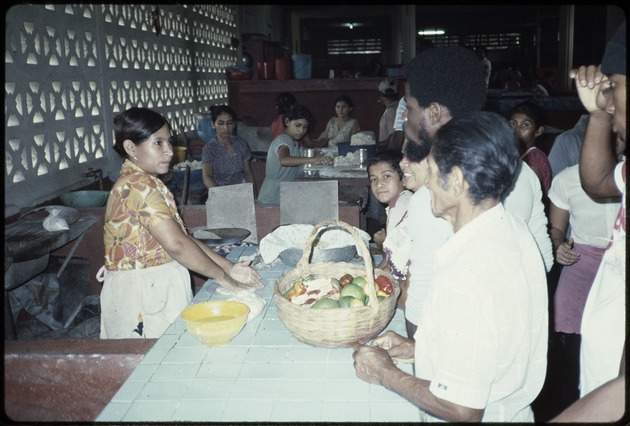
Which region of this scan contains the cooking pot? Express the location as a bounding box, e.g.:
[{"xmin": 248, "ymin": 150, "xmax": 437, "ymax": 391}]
[{"xmin": 303, "ymin": 148, "xmax": 319, "ymax": 158}]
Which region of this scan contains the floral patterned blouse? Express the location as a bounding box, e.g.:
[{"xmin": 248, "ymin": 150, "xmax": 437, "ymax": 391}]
[{"xmin": 104, "ymin": 159, "xmax": 186, "ymax": 270}]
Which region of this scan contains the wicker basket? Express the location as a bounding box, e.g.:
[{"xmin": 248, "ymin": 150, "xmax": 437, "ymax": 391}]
[{"xmin": 274, "ymin": 220, "xmax": 400, "ymax": 348}]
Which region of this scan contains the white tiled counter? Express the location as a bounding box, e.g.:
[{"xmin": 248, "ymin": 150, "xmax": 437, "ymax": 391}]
[{"xmin": 97, "ymin": 245, "xmax": 420, "ymax": 423}]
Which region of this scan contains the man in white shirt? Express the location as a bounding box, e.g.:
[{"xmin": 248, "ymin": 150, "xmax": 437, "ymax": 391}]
[{"xmin": 353, "ymin": 111, "xmax": 548, "ymax": 422}]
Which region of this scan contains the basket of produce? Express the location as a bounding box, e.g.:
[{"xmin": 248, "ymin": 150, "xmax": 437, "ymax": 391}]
[{"xmin": 274, "ymin": 220, "xmax": 400, "ymax": 348}]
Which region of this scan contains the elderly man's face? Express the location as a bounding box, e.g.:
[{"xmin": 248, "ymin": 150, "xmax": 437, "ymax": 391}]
[{"xmin": 425, "ymin": 153, "xmax": 456, "ymax": 224}]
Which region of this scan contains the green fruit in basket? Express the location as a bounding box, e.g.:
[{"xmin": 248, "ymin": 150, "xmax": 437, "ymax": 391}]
[
  {"xmin": 340, "ymin": 283, "xmax": 365, "ymax": 300},
  {"xmin": 349, "ymin": 298, "xmax": 365, "ymax": 308},
  {"xmin": 338, "ymin": 296, "xmax": 354, "ymax": 308},
  {"xmin": 351, "ymin": 276, "xmax": 367, "ymax": 288},
  {"xmin": 311, "ymin": 298, "xmax": 340, "ymax": 309}
]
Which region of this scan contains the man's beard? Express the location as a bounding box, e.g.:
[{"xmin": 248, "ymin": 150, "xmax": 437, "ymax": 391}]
[{"xmin": 404, "ymin": 126, "xmax": 432, "ymax": 162}]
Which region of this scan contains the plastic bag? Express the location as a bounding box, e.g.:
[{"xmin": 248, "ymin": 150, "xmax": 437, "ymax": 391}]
[
  {"xmin": 9, "ymin": 273, "xmax": 64, "ymax": 330},
  {"xmin": 43, "ymin": 207, "xmax": 69, "ymax": 231}
]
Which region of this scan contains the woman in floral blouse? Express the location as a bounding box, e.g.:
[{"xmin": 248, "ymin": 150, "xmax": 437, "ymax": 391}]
[{"xmin": 99, "ymin": 107, "xmax": 263, "ymax": 339}]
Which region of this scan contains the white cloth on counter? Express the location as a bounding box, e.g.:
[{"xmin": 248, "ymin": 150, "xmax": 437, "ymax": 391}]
[
  {"xmin": 259, "ymin": 223, "xmax": 370, "ymax": 264},
  {"xmin": 350, "ymin": 131, "xmax": 376, "ymax": 145},
  {"xmin": 215, "ymin": 287, "xmax": 266, "ymax": 321},
  {"xmin": 333, "ymin": 151, "xmax": 364, "ymax": 167}
]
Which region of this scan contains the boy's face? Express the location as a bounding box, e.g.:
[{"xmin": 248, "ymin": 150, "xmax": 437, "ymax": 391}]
[{"xmin": 368, "ymin": 161, "xmax": 405, "ymax": 204}]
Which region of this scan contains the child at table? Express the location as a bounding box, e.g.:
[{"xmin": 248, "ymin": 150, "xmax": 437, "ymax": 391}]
[
  {"xmin": 366, "ymin": 150, "xmax": 412, "ymax": 308},
  {"xmin": 257, "ymin": 105, "xmax": 333, "ymax": 204}
]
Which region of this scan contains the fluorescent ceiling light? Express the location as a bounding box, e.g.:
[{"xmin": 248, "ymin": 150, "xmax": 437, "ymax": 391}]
[{"xmin": 418, "ymin": 29, "xmax": 445, "ymax": 35}]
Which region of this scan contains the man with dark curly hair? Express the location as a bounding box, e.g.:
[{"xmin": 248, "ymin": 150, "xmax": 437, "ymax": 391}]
[
  {"xmin": 403, "ymin": 46, "xmax": 487, "ymax": 162},
  {"xmin": 399, "ymin": 46, "xmax": 552, "ymax": 342}
]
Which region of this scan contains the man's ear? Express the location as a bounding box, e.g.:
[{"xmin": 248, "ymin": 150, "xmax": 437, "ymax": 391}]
[
  {"xmin": 450, "ymin": 165, "xmax": 466, "ymax": 196},
  {"xmin": 429, "ymin": 102, "xmax": 441, "ymax": 124},
  {"xmin": 535, "ymin": 126, "xmax": 545, "ymax": 137}
]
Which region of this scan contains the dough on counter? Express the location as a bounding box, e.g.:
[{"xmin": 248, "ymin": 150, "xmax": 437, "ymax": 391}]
[{"xmin": 215, "ymin": 287, "xmax": 266, "ymax": 321}]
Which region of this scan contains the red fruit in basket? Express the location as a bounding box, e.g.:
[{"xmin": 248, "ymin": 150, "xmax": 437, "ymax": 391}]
[
  {"xmin": 339, "ymin": 273, "xmax": 353, "ymax": 287},
  {"xmin": 375, "ymin": 275, "xmax": 393, "ymax": 295}
]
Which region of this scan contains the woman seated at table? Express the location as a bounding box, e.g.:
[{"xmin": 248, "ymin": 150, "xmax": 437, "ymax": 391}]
[
  {"xmin": 201, "ymin": 104, "xmax": 256, "ymax": 195},
  {"xmin": 99, "ymin": 107, "xmax": 263, "ymax": 340},
  {"xmin": 257, "ymin": 105, "xmax": 333, "ymax": 204},
  {"xmin": 313, "ymin": 95, "xmax": 361, "ymax": 148},
  {"xmin": 272, "ymin": 92, "xmax": 316, "ymax": 149}
]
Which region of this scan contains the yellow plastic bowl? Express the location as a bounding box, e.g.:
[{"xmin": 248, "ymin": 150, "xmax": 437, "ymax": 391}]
[{"xmin": 181, "ymin": 301, "xmax": 250, "ymax": 346}]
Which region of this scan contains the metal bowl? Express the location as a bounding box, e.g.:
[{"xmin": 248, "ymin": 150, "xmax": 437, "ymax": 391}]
[
  {"xmin": 59, "ymin": 190, "xmax": 109, "ymax": 208},
  {"xmin": 191, "ymin": 227, "xmax": 251, "ymax": 247},
  {"xmin": 279, "ymin": 245, "xmax": 357, "ymax": 267}
]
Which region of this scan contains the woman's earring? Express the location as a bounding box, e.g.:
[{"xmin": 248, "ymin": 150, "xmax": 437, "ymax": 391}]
[{"xmin": 133, "ymin": 156, "xmax": 138, "ymax": 162}]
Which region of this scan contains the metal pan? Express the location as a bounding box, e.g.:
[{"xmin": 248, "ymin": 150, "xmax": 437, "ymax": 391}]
[{"xmin": 191, "ymin": 227, "xmax": 251, "ymax": 246}]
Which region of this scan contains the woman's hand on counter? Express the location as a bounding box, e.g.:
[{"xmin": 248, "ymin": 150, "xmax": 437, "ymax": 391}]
[{"xmin": 226, "ymin": 259, "xmax": 264, "ymax": 289}]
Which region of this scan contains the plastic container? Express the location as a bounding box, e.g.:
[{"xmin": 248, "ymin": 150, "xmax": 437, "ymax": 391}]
[
  {"xmin": 275, "ymin": 58, "xmax": 292, "ymax": 80},
  {"xmin": 256, "ymin": 61, "xmax": 275, "ymax": 80},
  {"xmin": 172, "ymin": 146, "xmax": 188, "ymax": 165},
  {"xmin": 195, "ymin": 113, "xmax": 216, "ymax": 142},
  {"xmin": 291, "ymin": 54, "xmax": 312, "ymax": 79},
  {"xmin": 173, "ymin": 168, "xmax": 205, "ymax": 192}
]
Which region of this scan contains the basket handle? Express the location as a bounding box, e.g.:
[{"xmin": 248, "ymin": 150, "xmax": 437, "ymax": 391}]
[{"xmin": 297, "ymin": 220, "xmax": 378, "ymax": 312}]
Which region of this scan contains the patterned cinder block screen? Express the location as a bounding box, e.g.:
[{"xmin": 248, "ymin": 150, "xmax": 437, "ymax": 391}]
[{"xmin": 5, "ymin": 4, "xmax": 238, "ymax": 214}]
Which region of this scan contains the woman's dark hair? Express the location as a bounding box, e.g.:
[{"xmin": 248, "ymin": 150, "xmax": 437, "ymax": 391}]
[
  {"xmin": 113, "ymin": 107, "xmax": 170, "ymax": 158},
  {"xmin": 366, "ymin": 149, "xmax": 404, "ymax": 180},
  {"xmin": 210, "ymin": 104, "xmax": 237, "ymax": 123},
  {"xmin": 335, "ymin": 95, "xmax": 354, "ymax": 109},
  {"xmin": 431, "ymin": 111, "xmax": 519, "ymax": 204},
  {"xmin": 509, "ymin": 99, "xmax": 548, "ymax": 127},
  {"xmin": 285, "ymin": 104, "xmax": 312, "ymax": 126},
  {"xmin": 275, "ymin": 92, "xmax": 297, "ymax": 116}
]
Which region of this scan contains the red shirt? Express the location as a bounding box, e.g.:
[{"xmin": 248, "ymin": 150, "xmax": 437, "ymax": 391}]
[{"xmin": 522, "ymin": 147, "xmax": 552, "ymax": 194}]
